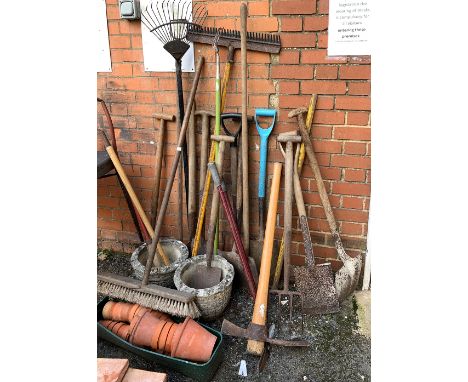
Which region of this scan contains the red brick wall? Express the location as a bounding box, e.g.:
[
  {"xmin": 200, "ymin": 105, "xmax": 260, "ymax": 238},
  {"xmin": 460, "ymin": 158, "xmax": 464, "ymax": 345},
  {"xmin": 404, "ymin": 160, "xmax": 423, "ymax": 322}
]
[{"xmin": 97, "ymin": 0, "xmax": 371, "ymax": 270}]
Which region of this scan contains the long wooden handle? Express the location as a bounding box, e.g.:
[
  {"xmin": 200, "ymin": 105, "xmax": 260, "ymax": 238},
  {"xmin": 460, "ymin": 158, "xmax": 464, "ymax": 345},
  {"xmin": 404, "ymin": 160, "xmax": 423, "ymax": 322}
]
[
  {"xmin": 104, "ymin": 145, "xmax": 170, "ymax": 266},
  {"xmin": 282, "ymin": 141, "xmax": 294, "ymax": 291},
  {"xmin": 192, "ymin": 47, "xmax": 233, "ymax": 257},
  {"xmin": 206, "ymin": 141, "xmax": 227, "ymax": 267},
  {"xmin": 187, "ymin": 105, "xmax": 197, "ymax": 241},
  {"xmin": 241, "ymin": 2, "xmax": 250, "ymax": 254},
  {"xmin": 220, "ymin": 45, "xmax": 235, "ymax": 112},
  {"xmin": 143, "ymin": 56, "xmax": 205, "ymax": 286},
  {"xmin": 297, "ymin": 114, "xmax": 352, "ymax": 263},
  {"xmin": 151, "ymin": 119, "xmax": 166, "ymax": 227},
  {"xmin": 198, "ymin": 114, "xmax": 210, "ymax": 196},
  {"xmin": 192, "ymin": 141, "xmax": 216, "ymax": 257},
  {"xmin": 293, "ymin": 145, "xmax": 315, "ymax": 267},
  {"xmin": 271, "ymin": 96, "xmax": 316, "ymax": 289},
  {"xmin": 247, "ymin": 162, "xmax": 282, "ymax": 356}
]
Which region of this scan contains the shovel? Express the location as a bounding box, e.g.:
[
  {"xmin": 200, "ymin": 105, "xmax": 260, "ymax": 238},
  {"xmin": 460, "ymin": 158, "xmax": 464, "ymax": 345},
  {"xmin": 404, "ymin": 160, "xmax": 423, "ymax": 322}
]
[
  {"xmin": 291, "ymin": 143, "xmax": 340, "ymax": 315},
  {"xmin": 290, "ymin": 107, "xmax": 363, "ymax": 302},
  {"xmin": 255, "ymin": 108, "xmax": 276, "ymax": 241}
]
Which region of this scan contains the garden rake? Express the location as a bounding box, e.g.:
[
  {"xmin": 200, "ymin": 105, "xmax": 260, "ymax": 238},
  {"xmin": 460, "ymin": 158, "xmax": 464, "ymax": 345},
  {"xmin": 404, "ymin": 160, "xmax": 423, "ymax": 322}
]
[{"xmin": 141, "ymin": 0, "xmax": 207, "ymax": 235}]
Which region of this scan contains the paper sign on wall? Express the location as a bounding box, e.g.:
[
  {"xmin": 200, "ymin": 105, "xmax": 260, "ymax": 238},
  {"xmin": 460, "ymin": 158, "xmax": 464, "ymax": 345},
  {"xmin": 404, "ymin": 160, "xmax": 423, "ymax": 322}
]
[
  {"xmin": 97, "ymin": 0, "xmax": 112, "ymax": 72},
  {"xmin": 328, "ymin": 0, "xmax": 371, "ymax": 56},
  {"xmin": 140, "ymin": 0, "xmax": 195, "ymax": 72}
]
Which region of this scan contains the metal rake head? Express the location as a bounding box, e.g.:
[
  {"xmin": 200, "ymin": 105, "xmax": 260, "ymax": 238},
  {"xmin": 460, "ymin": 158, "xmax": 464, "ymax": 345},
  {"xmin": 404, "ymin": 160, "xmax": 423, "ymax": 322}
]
[{"xmin": 141, "ymin": 0, "xmax": 207, "ymax": 60}]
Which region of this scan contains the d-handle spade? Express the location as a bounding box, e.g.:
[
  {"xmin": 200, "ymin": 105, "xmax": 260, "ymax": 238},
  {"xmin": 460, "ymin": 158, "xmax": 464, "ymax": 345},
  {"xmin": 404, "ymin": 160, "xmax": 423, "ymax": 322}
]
[{"xmin": 254, "ymin": 108, "xmax": 276, "ymax": 241}]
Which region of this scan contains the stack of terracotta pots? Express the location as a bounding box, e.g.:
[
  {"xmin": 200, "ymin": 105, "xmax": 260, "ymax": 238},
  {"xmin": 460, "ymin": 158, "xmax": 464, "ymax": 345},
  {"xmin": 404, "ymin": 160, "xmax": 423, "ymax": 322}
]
[{"xmin": 99, "ymin": 301, "xmax": 217, "ymax": 363}]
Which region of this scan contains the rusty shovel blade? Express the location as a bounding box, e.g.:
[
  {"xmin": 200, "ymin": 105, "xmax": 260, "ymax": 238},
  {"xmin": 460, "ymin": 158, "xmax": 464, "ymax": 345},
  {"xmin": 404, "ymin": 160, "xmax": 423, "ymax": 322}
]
[{"xmin": 294, "ymin": 263, "xmax": 340, "ymax": 315}]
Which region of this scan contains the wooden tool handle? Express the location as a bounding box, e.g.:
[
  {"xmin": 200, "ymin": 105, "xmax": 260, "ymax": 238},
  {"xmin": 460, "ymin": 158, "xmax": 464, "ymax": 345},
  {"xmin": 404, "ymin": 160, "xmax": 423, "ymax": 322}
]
[
  {"xmin": 297, "ymin": 114, "xmax": 352, "ymax": 263},
  {"xmin": 104, "ymin": 145, "xmax": 170, "ymax": 266},
  {"xmin": 220, "ymin": 45, "xmax": 235, "ymax": 112},
  {"xmin": 198, "ymin": 113, "xmax": 211, "ymax": 196},
  {"xmin": 272, "ymin": 98, "xmax": 316, "ymax": 289},
  {"xmin": 187, "ymin": 105, "xmax": 197, "ymax": 241},
  {"xmin": 151, "ymin": 118, "xmax": 166, "ymax": 227},
  {"xmin": 143, "ymin": 56, "xmax": 204, "ymax": 286},
  {"xmin": 293, "ymin": 145, "xmax": 315, "ymax": 267},
  {"xmin": 282, "ymin": 141, "xmax": 294, "ymax": 291},
  {"xmin": 206, "ymin": 140, "xmax": 227, "ymax": 267},
  {"xmin": 247, "ymin": 162, "xmax": 282, "ymax": 356},
  {"xmin": 297, "ymin": 119, "xmax": 337, "ymax": 234},
  {"xmin": 241, "ymin": 2, "xmax": 250, "ymax": 254}
]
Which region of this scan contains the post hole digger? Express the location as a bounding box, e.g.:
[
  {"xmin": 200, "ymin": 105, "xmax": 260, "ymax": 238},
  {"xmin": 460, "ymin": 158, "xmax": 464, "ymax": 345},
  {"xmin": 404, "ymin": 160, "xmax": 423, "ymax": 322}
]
[
  {"xmin": 289, "ymin": 106, "xmax": 363, "ymax": 302},
  {"xmin": 97, "ymin": 56, "xmax": 205, "ymax": 318}
]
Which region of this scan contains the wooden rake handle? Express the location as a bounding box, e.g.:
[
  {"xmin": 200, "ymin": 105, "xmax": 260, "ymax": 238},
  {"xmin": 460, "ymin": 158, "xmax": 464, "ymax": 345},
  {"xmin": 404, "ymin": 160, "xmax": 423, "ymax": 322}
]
[{"xmin": 142, "ymin": 56, "xmax": 205, "ymax": 286}]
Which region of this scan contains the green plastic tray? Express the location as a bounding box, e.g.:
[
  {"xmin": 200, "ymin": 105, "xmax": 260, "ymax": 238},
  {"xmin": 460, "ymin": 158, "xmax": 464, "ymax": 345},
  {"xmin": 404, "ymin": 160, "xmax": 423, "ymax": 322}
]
[{"xmin": 97, "ymin": 297, "xmax": 224, "ymax": 381}]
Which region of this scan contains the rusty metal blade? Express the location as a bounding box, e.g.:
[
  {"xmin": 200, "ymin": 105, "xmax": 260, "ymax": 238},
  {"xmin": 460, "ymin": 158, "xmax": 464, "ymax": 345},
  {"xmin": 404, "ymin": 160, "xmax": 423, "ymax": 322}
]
[{"xmin": 221, "ymin": 319, "xmax": 310, "ymax": 347}]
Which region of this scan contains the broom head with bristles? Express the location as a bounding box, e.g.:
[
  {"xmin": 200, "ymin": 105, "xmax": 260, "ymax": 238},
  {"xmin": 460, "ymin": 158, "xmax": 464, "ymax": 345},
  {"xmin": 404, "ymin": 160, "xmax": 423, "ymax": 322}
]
[{"xmin": 98, "ymin": 273, "xmax": 201, "ymax": 318}]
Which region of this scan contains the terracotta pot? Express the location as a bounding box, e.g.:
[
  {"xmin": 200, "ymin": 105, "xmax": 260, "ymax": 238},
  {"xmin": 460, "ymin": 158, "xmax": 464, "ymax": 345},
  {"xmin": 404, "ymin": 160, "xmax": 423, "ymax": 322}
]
[
  {"xmin": 149, "ymin": 319, "xmax": 169, "ymax": 351},
  {"xmin": 107, "ymin": 320, "xmax": 120, "ymax": 332},
  {"xmin": 101, "ymin": 320, "xmax": 130, "ymax": 341},
  {"xmin": 127, "ymin": 303, "xmax": 140, "ymax": 322},
  {"xmin": 128, "ymin": 306, "xmax": 150, "ymax": 341},
  {"xmin": 130, "ymin": 310, "xmax": 164, "ymax": 348},
  {"xmin": 116, "ymin": 323, "xmax": 130, "ymax": 340},
  {"xmin": 102, "ymin": 301, "xmax": 140, "ymax": 323},
  {"xmin": 112, "ymin": 322, "xmax": 125, "ymax": 334},
  {"xmin": 150, "ymin": 310, "xmax": 173, "ymax": 322},
  {"xmin": 170, "ymin": 317, "xmax": 217, "ymax": 362},
  {"xmin": 102, "ymin": 301, "xmax": 116, "ymax": 320},
  {"xmin": 99, "ymin": 319, "xmax": 112, "ymax": 328},
  {"xmin": 164, "ymin": 323, "xmax": 178, "ymax": 354},
  {"xmin": 157, "ymin": 321, "xmax": 175, "ymax": 353}
]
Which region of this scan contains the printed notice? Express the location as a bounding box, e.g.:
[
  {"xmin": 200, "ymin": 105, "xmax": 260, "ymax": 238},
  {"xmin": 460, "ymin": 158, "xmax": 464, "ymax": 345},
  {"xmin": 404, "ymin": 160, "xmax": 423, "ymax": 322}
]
[
  {"xmin": 328, "ymin": 0, "xmax": 371, "ymax": 56},
  {"xmin": 97, "ymin": 0, "xmax": 112, "ymax": 72}
]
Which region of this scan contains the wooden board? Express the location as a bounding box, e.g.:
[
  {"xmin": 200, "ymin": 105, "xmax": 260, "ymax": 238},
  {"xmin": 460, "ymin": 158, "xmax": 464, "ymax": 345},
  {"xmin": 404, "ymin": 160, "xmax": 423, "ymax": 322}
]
[
  {"xmin": 122, "ymin": 368, "xmax": 167, "ymax": 382},
  {"xmin": 97, "ymin": 358, "xmax": 129, "ymax": 382}
]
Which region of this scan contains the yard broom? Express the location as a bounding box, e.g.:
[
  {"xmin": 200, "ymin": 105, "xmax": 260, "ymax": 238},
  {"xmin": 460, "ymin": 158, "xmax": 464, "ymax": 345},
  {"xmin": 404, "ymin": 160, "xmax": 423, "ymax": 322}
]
[{"xmin": 97, "ymin": 56, "xmax": 205, "ymax": 318}]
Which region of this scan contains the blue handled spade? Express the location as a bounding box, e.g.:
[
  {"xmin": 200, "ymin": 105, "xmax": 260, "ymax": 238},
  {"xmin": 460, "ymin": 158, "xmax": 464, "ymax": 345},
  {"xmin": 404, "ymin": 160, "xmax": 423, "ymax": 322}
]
[{"xmin": 254, "ymin": 108, "xmax": 276, "ymax": 240}]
